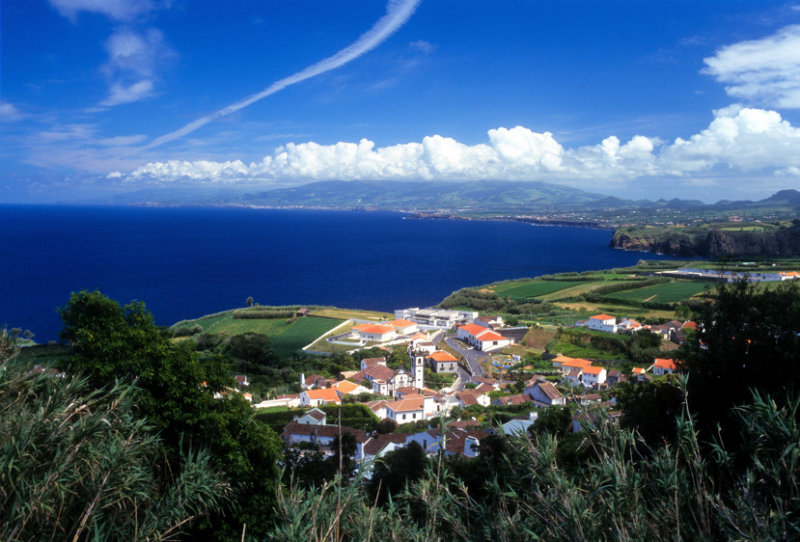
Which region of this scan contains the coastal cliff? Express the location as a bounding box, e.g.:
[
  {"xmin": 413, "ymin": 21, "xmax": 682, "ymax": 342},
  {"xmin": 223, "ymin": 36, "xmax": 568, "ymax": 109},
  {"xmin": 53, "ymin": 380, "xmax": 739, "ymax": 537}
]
[{"xmin": 611, "ymin": 221, "xmax": 800, "ymax": 257}]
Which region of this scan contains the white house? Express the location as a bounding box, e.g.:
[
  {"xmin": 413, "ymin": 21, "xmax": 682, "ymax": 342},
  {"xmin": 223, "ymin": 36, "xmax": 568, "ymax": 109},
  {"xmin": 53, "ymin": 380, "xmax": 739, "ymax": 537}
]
[
  {"xmin": 457, "ymin": 324, "xmax": 511, "ymax": 351},
  {"xmin": 282, "ymin": 421, "xmax": 366, "ymax": 460},
  {"xmin": 525, "ymin": 381, "xmax": 566, "ymax": 406},
  {"xmin": 473, "ymin": 329, "xmax": 511, "ymax": 352},
  {"xmin": 617, "ymin": 319, "xmax": 642, "ymax": 333},
  {"xmin": 456, "ymin": 323, "xmax": 485, "ymax": 342},
  {"xmin": 387, "ymin": 319, "xmax": 419, "ymax": 335},
  {"xmin": 352, "ymin": 323, "xmax": 396, "ymax": 343},
  {"xmin": 385, "ymin": 397, "xmax": 426, "ymax": 424},
  {"xmin": 426, "ymin": 350, "xmax": 459, "ymax": 373},
  {"xmin": 580, "ymin": 366, "xmax": 607, "ymax": 388},
  {"xmin": 366, "ymin": 399, "xmax": 389, "ymax": 420},
  {"xmin": 395, "ymin": 307, "xmax": 478, "ymax": 328},
  {"xmin": 652, "ymin": 358, "xmax": 678, "ymax": 376},
  {"xmin": 587, "ymin": 313, "xmax": 618, "ymax": 333},
  {"xmin": 472, "ymin": 315, "xmax": 504, "ymax": 329},
  {"xmin": 295, "ymin": 407, "xmax": 327, "ymax": 425},
  {"xmin": 300, "ymin": 388, "xmax": 341, "ymax": 407},
  {"xmin": 456, "ymin": 389, "xmax": 491, "ymax": 408},
  {"xmin": 352, "ymin": 364, "xmax": 409, "ymax": 396}
]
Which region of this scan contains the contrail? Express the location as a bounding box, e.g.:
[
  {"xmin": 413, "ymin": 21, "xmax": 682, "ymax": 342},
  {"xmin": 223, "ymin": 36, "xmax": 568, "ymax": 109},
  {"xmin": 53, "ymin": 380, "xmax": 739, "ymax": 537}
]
[{"xmin": 143, "ymin": 0, "xmax": 422, "ymax": 150}]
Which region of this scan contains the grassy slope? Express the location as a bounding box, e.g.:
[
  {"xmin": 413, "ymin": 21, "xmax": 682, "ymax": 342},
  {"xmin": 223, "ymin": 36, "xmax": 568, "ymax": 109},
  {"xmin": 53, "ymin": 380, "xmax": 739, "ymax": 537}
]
[
  {"xmin": 173, "ymin": 312, "xmax": 345, "ymax": 359},
  {"xmin": 607, "ymin": 281, "xmax": 715, "ymax": 304}
]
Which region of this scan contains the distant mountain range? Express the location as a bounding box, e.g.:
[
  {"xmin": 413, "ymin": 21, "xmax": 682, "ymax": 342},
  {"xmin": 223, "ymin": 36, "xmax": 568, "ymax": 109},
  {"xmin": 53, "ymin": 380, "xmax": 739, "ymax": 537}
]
[{"xmin": 117, "ymin": 180, "xmax": 800, "ymax": 219}]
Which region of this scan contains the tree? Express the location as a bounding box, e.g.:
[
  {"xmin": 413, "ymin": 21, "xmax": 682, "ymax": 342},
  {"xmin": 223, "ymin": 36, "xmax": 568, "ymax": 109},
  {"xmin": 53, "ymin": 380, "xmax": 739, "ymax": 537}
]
[
  {"xmin": 57, "ymin": 290, "xmax": 283, "ymax": 539},
  {"xmin": 367, "ymin": 441, "xmax": 429, "ymax": 505},
  {"xmin": 617, "ymin": 375, "xmax": 684, "ymax": 445},
  {"xmin": 246, "ymin": 296, "xmax": 254, "ymax": 307},
  {"xmin": 529, "ymin": 406, "xmax": 571, "ymax": 437},
  {"xmin": 679, "ymin": 280, "xmax": 800, "ymax": 438}
]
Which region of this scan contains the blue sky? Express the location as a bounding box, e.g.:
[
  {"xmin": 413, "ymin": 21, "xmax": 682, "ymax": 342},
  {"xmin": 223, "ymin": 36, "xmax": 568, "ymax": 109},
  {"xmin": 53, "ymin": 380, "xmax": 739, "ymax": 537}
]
[{"xmin": 3, "ymin": 0, "xmax": 800, "ymax": 203}]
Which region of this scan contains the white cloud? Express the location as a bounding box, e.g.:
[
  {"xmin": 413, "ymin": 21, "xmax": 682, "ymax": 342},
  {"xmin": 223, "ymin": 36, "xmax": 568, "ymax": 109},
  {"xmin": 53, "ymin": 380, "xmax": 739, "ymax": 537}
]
[
  {"xmin": 662, "ymin": 106, "xmax": 800, "ymax": 172},
  {"xmin": 143, "ymin": 0, "xmax": 422, "ymax": 149},
  {"xmin": 122, "ymin": 107, "xmax": 800, "ymax": 188},
  {"xmin": 409, "ymin": 40, "xmax": 436, "ymax": 54},
  {"xmin": 0, "ymin": 101, "xmax": 25, "ymax": 122},
  {"xmin": 98, "ymin": 28, "xmax": 174, "ymax": 107},
  {"xmin": 49, "ymin": 0, "xmax": 159, "ymax": 21},
  {"xmin": 101, "ymin": 80, "xmax": 155, "ymax": 107},
  {"xmin": 704, "ymin": 25, "xmax": 800, "ymax": 109}
]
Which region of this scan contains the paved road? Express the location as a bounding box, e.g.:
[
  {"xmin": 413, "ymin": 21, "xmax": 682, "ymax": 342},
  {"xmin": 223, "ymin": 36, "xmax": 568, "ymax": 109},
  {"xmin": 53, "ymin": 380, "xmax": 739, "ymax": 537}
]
[{"xmin": 444, "ymin": 336, "xmax": 486, "ymax": 380}]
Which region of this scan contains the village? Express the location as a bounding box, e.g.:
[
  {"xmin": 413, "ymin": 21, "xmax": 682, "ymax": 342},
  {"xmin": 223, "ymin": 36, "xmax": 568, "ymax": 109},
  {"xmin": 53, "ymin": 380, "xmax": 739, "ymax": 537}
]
[{"xmin": 233, "ymin": 306, "xmax": 691, "ymax": 472}]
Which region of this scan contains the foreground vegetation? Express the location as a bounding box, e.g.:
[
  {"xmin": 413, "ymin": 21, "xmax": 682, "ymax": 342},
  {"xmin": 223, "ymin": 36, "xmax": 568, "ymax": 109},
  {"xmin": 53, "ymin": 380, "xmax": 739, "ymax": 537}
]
[{"xmin": 3, "ymin": 277, "xmax": 800, "ymax": 540}]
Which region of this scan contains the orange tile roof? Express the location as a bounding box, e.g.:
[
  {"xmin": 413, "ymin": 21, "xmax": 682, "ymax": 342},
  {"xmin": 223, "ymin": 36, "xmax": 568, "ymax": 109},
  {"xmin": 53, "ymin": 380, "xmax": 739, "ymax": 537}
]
[
  {"xmin": 632, "ymin": 367, "xmax": 645, "ymax": 374},
  {"xmin": 333, "ymin": 380, "xmax": 360, "ymax": 394},
  {"xmin": 427, "ymin": 350, "xmax": 458, "ymax": 362},
  {"xmin": 303, "ymin": 388, "xmax": 341, "ymax": 403},
  {"xmin": 582, "ymin": 366, "xmax": 605, "ymax": 375},
  {"xmin": 654, "ymin": 358, "xmax": 677, "ymax": 371},
  {"xmin": 591, "ymin": 313, "xmax": 616, "ymax": 320},
  {"xmin": 458, "ymin": 323, "xmax": 486, "ymax": 335},
  {"xmin": 475, "ymin": 329, "xmax": 505, "ymax": 342},
  {"xmin": 561, "ymin": 358, "xmax": 594, "ymax": 369},
  {"xmin": 389, "ymin": 319, "xmax": 417, "ymax": 328},
  {"xmin": 356, "ymin": 324, "xmax": 395, "ymax": 335},
  {"xmin": 552, "ymin": 354, "xmax": 592, "ymax": 366},
  {"xmin": 386, "ymin": 397, "xmax": 425, "ymax": 413}
]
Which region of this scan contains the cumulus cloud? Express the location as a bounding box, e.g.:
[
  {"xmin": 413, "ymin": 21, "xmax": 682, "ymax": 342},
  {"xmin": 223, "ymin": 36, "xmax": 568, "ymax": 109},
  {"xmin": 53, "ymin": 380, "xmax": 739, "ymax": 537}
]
[
  {"xmin": 662, "ymin": 106, "xmax": 800, "ymax": 172},
  {"xmin": 99, "ymin": 28, "xmax": 174, "ymax": 106},
  {"xmin": 121, "ymin": 106, "xmax": 800, "ymax": 187},
  {"xmin": 704, "ymin": 25, "xmax": 800, "ymax": 109},
  {"xmin": 49, "ymin": 0, "xmax": 160, "ymax": 21}
]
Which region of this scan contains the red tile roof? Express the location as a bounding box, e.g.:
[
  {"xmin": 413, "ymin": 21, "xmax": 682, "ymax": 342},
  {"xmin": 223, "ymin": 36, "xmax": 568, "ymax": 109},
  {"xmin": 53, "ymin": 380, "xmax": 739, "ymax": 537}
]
[
  {"xmin": 654, "ymin": 358, "xmax": 677, "ymax": 371},
  {"xmin": 386, "ymin": 397, "xmax": 425, "ymax": 413},
  {"xmin": 356, "ymin": 324, "xmax": 395, "ymax": 335},
  {"xmin": 590, "ymin": 313, "xmax": 615, "ymax": 320},
  {"xmin": 458, "ymin": 323, "xmax": 486, "ymax": 336},
  {"xmin": 303, "ymin": 388, "xmax": 341, "ymax": 403},
  {"xmin": 427, "ymin": 350, "xmax": 458, "ymax": 362},
  {"xmin": 389, "ymin": 319, "xmax": 417, "ymax": 328},
  {"xmin": 493, "ymin": 394, "xmax": 530, "ymax": 406},
  {"xmin": 475, "ymin": 329, "xmax": 505, "ymax": 342},
  {"xmin": 534, "ymin": 381, "xmax": 564, "ymax": 401}
]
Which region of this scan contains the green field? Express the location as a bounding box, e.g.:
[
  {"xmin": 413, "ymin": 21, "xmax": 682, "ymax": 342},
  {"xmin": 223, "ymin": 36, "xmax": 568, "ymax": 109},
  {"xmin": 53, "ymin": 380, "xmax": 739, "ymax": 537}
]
[
  {"xmin": 607, "ymin": 281, "xmax": 715, "ymax": 304},
  {"xmin": 173, "ymin": 313, "xmax": 344, "ymax": 358},
  {"xmin": 492, "ymin": 280, "xmax": 581, "ymax": 299}
]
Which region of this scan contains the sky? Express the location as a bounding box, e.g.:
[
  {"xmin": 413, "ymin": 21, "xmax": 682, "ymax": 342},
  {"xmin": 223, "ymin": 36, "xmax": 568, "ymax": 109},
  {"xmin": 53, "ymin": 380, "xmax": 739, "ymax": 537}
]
[{"xmin": 3, "ymin": 0, "xmax": 800, "ymax": 203}]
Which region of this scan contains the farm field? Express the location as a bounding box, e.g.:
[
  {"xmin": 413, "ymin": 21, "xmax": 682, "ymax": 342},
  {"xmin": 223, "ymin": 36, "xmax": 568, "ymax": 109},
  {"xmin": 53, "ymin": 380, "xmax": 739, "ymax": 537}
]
[
  {"xmin": 310, "ymin": 307, "xmax": 393, "ymax": 320},
  {"xmin": 172, "ymin": 312, "xmax": 344, "ymax": 359},
  {"xmin": 491, "ymin": 280, "xmax": 582, "ymax": 299},
  {"xmin": 606, "ymin": 281, "xmax": 715, "ymax": 304},
  {"xmin": 537, "ymin": 280, "xmax": 646, "ymax": 301}
]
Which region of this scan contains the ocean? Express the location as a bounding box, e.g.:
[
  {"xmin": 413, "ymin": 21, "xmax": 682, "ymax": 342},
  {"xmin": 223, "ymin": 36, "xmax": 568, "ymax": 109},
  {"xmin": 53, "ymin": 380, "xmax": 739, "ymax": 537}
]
[{"xmin": 0, "ymin": 205, "xmax": 666, "ymax": 341}]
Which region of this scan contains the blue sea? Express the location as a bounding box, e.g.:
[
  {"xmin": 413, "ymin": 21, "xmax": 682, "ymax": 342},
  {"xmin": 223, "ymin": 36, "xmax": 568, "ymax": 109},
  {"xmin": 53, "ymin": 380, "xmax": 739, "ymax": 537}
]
[{"xmin": 0, "ymin": 205, "xmax": 666, "ymax": 342}]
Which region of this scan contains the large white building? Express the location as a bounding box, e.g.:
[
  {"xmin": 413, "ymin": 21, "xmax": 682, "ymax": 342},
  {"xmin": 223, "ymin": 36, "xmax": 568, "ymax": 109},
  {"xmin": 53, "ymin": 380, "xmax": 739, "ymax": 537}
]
[
  {"xmin": 395, "ymin": 307, "xmax": 478, "ymax": 328},
  {"xmin": 587, "ymin": 313, "xmax": 618, "ymax": 333}
]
